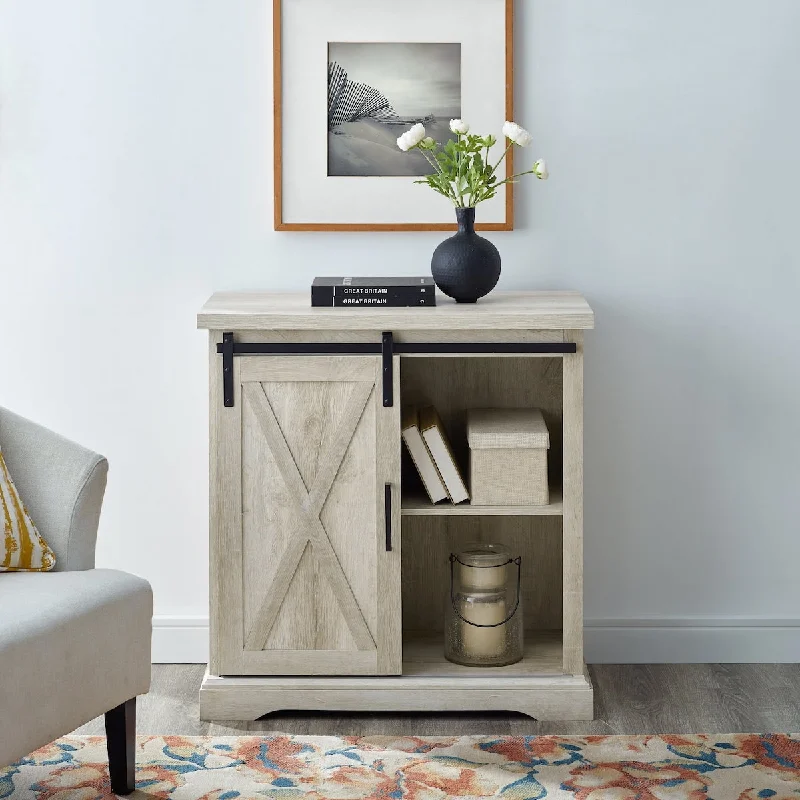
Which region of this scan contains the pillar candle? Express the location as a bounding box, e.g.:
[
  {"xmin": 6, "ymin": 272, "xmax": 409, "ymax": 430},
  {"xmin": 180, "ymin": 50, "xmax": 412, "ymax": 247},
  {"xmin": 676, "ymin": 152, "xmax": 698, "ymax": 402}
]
[
  {"xmin": 458, "ymin": 561, "xmax": 506, "ymax": 592},
  {"xmin": 461, "ymin": 597, "xmax": 506, "ymax": 660}
]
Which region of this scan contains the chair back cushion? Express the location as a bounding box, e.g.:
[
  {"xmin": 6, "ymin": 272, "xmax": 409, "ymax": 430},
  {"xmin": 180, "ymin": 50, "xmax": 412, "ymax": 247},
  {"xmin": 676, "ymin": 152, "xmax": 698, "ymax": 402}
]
[{"xmin": 0, "ymin": 447, "xmax": 56, "ymax": 571}]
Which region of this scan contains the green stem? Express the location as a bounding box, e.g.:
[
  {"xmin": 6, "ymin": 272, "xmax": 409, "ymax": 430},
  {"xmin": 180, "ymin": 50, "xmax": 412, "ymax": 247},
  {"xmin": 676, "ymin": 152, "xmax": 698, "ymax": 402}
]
[
  {"xmin": 455, "ymin": 132, "xmax": 465, "ymax": 208},
  {"xmin": 419, "ymin": 148, "xmax": 458, "ymax": 205},
  {"xmin": 420, "ymin": 145, "xmax": 444, "ymax": 177},
  {"xmin": 493, "ymin": 168, "xmax": 536, "ymax": 187},
  {"xmin": 491, "ymin": 141, "xmax": 514, "ymax": 174},
  {"xmin": 466, "ymin": 140, "xmax": 515, "ymax": 206}
]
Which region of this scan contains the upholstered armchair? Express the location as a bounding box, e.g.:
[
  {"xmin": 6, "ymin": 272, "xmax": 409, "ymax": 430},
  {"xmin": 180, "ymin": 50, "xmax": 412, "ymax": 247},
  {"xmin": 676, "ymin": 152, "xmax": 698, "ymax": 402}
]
[{"xmin": 0, "ymin": 407, "xmax": 152, "ymax": 795}]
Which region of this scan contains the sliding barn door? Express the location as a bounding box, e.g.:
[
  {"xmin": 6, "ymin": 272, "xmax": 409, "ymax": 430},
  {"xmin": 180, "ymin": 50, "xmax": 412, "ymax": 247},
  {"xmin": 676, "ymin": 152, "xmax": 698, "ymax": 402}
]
[{"xmin": 210, "ymin": 353, "xmax": 401, "ymax": 676}]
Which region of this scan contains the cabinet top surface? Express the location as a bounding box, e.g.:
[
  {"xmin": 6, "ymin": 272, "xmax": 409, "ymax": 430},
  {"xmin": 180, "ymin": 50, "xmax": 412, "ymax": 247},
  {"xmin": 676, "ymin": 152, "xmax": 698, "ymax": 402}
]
[{"xmin": 197, "ymin": 291, "xmax": 594, "ymax": 331}]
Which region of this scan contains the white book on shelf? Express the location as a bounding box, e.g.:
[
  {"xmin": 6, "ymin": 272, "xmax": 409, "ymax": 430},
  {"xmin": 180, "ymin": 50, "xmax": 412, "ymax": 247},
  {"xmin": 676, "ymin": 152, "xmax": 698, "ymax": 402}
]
[
  {"xmin": 419, "ymin": 406, "xmax": 470, "ymax": 504},
  {"xmin": 401, "ymin": 406, "xmax": 448, "ymax": 504}
]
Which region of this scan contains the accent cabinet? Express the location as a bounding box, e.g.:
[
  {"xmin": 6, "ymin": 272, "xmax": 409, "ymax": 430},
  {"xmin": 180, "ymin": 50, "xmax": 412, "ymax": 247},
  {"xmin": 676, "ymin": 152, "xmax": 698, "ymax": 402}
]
[{"xmin": 198, "ymin": 291, "xmax": 595, "ymax": 721}]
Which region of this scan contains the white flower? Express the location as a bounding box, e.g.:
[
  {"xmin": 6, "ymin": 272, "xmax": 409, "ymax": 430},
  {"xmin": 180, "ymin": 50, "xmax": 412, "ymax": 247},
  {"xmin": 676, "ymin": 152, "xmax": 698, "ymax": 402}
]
[
  {"xmin": 450, "ymin": 118, "xmax": 470, "ymax": 135},
  {"xmin": 503, "ymin": 120, "xmax": 533, "ymax": 147},
  {"xmin": 397, "ymin": 123, "xmax": 426, "ymax": 152},
  {"xmin": 533, "ymin": 159, "xmax": 549, "ymax": 180}
]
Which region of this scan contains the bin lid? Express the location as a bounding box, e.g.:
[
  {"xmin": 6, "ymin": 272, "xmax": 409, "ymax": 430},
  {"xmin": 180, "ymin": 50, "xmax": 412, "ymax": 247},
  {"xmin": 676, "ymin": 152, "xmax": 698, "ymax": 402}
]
[{"xmin": 467, "ymin": 408, "xmax": 550, "ymax": 450}]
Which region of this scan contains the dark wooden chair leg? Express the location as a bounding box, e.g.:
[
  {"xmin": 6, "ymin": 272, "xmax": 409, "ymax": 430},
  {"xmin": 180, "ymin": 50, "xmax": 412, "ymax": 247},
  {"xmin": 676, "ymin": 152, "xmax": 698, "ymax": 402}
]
[{"xmin": 104, "ymin": 697, "xmax": 136, "ymax": 795}]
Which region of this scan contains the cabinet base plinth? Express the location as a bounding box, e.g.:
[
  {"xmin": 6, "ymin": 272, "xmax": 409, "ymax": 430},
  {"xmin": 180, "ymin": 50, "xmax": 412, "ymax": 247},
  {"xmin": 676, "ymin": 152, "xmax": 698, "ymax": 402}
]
[{"xmin": 199, "ymin": 668, "xmax": 594, "ymax": 722}]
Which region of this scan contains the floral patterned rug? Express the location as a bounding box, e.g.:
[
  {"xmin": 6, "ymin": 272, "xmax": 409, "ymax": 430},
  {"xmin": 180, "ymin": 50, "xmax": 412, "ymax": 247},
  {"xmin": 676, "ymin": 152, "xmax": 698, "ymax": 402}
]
[{"xmin": 2, "ymin": 734, "xmax": 798, "ymax": 799}]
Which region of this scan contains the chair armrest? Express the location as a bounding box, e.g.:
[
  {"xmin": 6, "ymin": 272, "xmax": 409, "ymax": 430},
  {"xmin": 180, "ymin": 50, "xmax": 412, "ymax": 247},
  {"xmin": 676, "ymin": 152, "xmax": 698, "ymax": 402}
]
[{"xmin": 0, "ymin": 407, "xmax": 108, "ymax": 571}]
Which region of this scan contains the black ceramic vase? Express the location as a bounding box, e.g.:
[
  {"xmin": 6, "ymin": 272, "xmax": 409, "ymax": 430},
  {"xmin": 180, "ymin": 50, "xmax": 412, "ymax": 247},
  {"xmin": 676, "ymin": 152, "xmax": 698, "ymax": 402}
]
[{"xmin": 431, "ymin": 207, "xmax": 501, "ymax": 303}]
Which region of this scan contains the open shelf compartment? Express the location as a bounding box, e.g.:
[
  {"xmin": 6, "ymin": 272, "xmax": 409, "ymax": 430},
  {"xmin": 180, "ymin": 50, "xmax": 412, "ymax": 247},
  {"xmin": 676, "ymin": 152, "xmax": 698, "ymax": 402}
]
[
  {"xmin": 401, "ymin": 513, "xmax": 565, "ymax": 677},
  {"xmin": 399, "ymin": 355, "xmax": 568, "ymax": 677},
  {"xmin": 399, "ymin": 356, "xmax": 563, "ymax": 513}
]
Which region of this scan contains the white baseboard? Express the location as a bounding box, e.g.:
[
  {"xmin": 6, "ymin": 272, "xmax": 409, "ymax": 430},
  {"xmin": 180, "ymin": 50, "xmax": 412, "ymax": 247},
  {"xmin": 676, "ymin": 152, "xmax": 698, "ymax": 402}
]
[
  {"xmin": 152, "ymin": 616, "xmax": 209, "ymax": 664},
  {"xmin": 151, "ymin": 616, "xmax": 800, "ymax": 664},
  {"xmin": 585, "ymin": 617, "xmax": 800, "ymax": 663}
]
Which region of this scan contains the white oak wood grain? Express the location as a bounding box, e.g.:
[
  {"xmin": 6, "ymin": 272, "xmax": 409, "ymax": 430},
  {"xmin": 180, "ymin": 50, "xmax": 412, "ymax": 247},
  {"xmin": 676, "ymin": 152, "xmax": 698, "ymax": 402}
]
[
  {"xmin": 376, "ymin": 355, "xmax": 402, "ymax": 674},
  {"xmin": 198, "ymin": 292, "xmax": 595, "ymax": 331},
  {"xmin": 224, "ymin": 651, "xmax": 378, "ymax": 677},
  {"xmin": 211, "ymin": 355, "xmax": 404, "ymax": 676},
  {"xmin": 243, "ymin": 536, "xmax": 309, "ymax": 651},
  {"xmin": 400, "ymin": 488, "xmax": 564, "ymax": 516},
  {"xmin": 244, "ymin": 380, "xmax": 376, "ymax": 653},
  {"xmin": 306, "ymin": 380, "xmax": 375, "ymax": 513},
  {"xmin": 241, "ymin": 356, "xmax": 377, "ymax": 384},
  {"xmin": 562, "ymin": 331, "xmax": 585, "ymax": 675},
  {"xmin": 403, "ymin": 630, "xmax": 563, "ymax": 676},
  {"xmin": 214, "ymin": 329, "xmax": 567, "ymax": 345},
  {"xmin": 199, "ymin": 669, "xmax": 594, "ymax": 721},
  {"xmin": 398, "ymin": 330, "xmax": 567, "ymax": 344},
  {"xmin": 209, "ymin": 332, "xmax": 245, "ymax": 675}
]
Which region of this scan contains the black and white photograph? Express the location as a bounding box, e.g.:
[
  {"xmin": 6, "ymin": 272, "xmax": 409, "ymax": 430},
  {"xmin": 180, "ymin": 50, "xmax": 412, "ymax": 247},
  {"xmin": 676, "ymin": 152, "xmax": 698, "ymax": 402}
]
[{"xmin": 328, "ymin": 42, "xmax": 462, "ymax": 178}]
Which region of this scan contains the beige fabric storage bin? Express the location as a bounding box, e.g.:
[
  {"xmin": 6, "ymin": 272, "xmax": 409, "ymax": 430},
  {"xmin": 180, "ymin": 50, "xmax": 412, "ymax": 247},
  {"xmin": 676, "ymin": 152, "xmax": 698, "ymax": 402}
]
[{"xmin": 467, "ymin": 408, "xmax": 550, "ymax": 506}]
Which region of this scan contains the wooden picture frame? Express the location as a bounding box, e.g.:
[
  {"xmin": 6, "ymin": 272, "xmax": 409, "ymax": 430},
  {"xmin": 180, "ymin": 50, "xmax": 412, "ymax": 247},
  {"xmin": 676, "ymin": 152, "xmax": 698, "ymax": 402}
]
[{"xmin": 273, "ymin": 0, "xmax": 515, "ymax": 232}]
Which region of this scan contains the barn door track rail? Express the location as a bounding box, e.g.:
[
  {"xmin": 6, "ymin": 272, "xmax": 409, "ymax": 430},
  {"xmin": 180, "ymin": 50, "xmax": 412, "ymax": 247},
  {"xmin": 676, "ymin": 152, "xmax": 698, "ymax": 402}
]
[{"xmin": 217, "ymin": 331, "xmax": 577, "ymax": 408}]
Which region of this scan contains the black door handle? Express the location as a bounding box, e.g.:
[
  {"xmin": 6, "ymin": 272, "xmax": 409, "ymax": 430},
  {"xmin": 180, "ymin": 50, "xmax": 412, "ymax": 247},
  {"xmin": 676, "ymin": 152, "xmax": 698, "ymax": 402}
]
[{"xmin": 385, "ymin": 483, "xmax": 392, "ymax": 552}]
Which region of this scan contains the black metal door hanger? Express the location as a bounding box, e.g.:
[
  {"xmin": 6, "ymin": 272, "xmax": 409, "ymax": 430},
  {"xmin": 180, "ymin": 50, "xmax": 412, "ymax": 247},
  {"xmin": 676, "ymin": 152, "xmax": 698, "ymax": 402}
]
[{"xmin": 217, "ymin": 332, "xmax": 576, "ymax": 408}]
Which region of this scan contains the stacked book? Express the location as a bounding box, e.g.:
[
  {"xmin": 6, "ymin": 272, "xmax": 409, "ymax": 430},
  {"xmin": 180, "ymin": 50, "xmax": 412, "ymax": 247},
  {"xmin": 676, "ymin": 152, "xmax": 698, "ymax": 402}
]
[
  {"xmin": 312, "ymin": 277, "xmax": 436, "ymax": 307},
  {"xmin": 402, "ymin": 406, "xmax": 469, "ymax": 504}
]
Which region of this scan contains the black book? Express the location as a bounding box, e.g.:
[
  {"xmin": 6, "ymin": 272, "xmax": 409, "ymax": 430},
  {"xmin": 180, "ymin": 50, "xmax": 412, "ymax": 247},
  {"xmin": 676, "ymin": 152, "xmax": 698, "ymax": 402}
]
[{"xmin": 312, "ymin": 277, "xmax": 436, "ymax": 308}]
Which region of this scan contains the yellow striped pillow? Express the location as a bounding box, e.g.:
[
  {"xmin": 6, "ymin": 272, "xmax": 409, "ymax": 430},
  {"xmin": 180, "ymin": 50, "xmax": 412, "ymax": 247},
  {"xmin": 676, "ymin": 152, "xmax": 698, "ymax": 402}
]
[{"xmin": 0, "ymin": 446, "xmax": 56, "ymax": 571}]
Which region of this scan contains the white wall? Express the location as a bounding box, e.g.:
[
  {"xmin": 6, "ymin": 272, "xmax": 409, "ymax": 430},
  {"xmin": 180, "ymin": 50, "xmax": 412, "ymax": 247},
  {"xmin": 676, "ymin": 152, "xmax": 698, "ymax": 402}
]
[{"xmin": 1, "ymin": 1, "xmax": 798, "ymax": 663}]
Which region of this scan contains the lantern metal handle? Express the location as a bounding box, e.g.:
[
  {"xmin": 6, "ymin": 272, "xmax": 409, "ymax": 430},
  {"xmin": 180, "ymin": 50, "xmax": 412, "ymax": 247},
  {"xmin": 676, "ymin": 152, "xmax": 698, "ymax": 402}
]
[{"xmin": 448, "ymin": 554, "xmax": 522, "ymax": 628}]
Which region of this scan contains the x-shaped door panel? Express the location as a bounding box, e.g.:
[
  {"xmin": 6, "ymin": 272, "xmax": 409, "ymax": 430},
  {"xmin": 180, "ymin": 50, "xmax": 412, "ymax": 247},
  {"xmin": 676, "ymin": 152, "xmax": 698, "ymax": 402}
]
[{"xmin": 242, "ymin": 380, "xmax": 376, "ymax": 652}]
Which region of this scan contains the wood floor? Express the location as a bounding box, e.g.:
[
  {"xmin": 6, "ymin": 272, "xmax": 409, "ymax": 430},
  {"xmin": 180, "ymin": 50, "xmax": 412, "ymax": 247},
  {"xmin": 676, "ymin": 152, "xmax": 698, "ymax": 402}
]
[{"xmin": 73, "ymin": 664, "xmax": 800, "ymax": 737}]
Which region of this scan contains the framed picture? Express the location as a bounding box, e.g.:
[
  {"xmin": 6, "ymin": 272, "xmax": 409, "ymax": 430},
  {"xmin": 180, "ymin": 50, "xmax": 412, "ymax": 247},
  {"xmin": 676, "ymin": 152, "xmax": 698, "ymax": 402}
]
[{"xmin": 273, "ymin": 0, "xmax": 514, "ymax": 231}]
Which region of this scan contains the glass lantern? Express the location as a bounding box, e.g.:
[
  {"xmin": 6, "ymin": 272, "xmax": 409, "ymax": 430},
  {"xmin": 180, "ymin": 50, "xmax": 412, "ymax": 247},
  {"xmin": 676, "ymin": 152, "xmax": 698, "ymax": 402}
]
[{"xmin": 444, "ymin": 543, "xmax": 523, "ymax": 667}]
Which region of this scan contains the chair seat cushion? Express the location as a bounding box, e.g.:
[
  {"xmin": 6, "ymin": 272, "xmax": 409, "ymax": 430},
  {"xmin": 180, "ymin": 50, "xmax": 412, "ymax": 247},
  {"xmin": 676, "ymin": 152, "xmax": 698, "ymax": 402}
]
[{"xmin": 0, "ymin": 569, "xmax": 152, "ymax": 767}]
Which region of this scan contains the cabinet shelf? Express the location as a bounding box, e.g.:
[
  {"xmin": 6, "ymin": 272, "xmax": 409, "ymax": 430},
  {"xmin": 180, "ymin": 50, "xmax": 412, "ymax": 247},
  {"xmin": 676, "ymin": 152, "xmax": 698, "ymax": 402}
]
[
  {"xmin": 401, "ymin": 488, "xmax": 563, "ymax": 516},
  {"xmin": 403, "ymin": 631, "xmax": 564, "ymax": 676}
]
